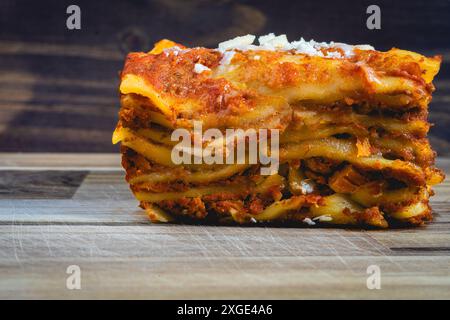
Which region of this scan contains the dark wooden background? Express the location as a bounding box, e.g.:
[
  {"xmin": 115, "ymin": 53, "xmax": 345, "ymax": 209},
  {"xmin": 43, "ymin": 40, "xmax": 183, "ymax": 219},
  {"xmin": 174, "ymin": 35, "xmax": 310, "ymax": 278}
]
[{"xmin": 0, "ymin": 0, "xmax": 449, "ymax": 154}]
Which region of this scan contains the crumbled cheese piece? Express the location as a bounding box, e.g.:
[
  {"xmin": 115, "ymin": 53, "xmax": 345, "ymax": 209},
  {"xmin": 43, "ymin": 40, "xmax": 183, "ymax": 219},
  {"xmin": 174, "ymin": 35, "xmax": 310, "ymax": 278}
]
[
  {"xmin": 300, "ymin": 180, "xmax": 314, "ymax": 194},
  {"xmin": 220, "ymin": 50, "xmax": 236, "ymax": 66},
  {"xmin": 313, "ymin": 215, "xmax": 333, "ymax": 222},
  {"xmin": 194, "ymin": 63, "xmax": 211, "ymax": 74},
  {"xmin": 258, "ymin": 33, "xmax": 276, "ymax": 45},
  {"xmin": 290, "ymin": 38, "xmax": 324, "ymax": 56},
  {"xmin": 291, "ymin": 179, "xmax": 315, "ymax": 195},
  {"xmin": 332, "ymin": 43, "xmax": 354, "ymax": 57},
  {"xmin": 258, "ymin": 34, "xmax": 292, "ymax": 50},
  {"xmin": 163, "ymin": 46, "xmax": 183, "ymax": 56},
  {"xmin": 324, "ymin": 51, "xmax": 343, "ymax": 59},
  {"xmin": 354, "ymin": 44, "xmax": 375, "ymax": 50},
  {"xmin": 303, "ymin": 218, "xmax": 316, "ymax": 226},
  {"xmin": 253, "ymin": 55, "xmax": 261, "ymax": 60},
  {"xmin": 218, "ymin": 34, "xmax": 256, "ymax": 52}
]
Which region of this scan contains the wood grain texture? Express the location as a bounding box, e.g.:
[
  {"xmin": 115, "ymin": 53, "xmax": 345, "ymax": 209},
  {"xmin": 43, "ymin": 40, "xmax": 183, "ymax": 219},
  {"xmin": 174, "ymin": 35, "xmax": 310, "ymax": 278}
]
[
  {"xmin": 0, "ymin": 0, "xmax": 449, "ymax": 154},
  {"xmin": 0, "ymin": 154, "xmax": 449, "ymax": 299}
]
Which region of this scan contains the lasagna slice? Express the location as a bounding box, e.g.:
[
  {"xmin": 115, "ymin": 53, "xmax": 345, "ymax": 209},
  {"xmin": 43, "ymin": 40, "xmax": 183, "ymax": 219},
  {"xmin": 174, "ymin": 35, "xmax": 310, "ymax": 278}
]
[{"xmin": 113, "ymin": 34, "xmax": 444, "ymax": 228}]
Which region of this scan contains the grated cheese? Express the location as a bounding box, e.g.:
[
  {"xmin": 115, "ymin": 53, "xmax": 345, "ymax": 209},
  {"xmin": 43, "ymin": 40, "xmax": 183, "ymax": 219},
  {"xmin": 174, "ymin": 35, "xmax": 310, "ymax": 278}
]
[
  {"xmin": 194, "ymin": 63, "xmax": 211, "ymax": 74},
  {"xmin": 303, "ymin": 217, "xmax": 316, "ymax": 226},
  {"xmin": 313, "ymin": 214, "xmax": 333, "ymax": 222},
  {"xmin": 216, "ymin": 33, "xmax": 374, "ymax": 61},
  {"xmin": 163, "ymin": 46, "xmax": 183, "ymax": 56},
  {"xmin": 300, "ymin": 180, "xmax": 314, "ymax": 194},
  {"xmin": 218, "ymin": 34, "xmax": 256, "ymax": 52},
  {"xmin": 219, "ymin": 50, "xmax": 236, "ymax": 66}
]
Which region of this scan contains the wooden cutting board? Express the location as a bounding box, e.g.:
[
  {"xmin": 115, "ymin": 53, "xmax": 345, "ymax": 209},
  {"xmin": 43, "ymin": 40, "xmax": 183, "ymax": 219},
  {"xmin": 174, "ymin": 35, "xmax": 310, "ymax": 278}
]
[{"xmin": 0, "ymin": 153, "xmax": 449, "ymax": 299}]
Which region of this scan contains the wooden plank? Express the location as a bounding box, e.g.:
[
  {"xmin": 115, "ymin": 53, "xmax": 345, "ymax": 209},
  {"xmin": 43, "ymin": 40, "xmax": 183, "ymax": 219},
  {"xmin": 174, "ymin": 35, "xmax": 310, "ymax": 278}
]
[
  {"xmin": 1, "ymin": 224, "xmax": 450, "ymax": 299},
  {"xmin": 0, "ymin": 153, "xmax": 121, "ymax": 170}
]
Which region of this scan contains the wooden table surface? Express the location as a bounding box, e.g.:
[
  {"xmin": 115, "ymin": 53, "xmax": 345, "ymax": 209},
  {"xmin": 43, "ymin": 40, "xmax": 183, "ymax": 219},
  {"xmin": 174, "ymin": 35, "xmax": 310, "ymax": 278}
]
[{"xmin": 0, "ymin": 153, "xmax": 449, "ymax": 299}]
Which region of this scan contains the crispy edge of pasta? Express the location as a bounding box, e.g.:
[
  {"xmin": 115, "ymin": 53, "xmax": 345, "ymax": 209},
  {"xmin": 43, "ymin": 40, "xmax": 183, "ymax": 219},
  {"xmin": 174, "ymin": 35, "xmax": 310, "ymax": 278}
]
[
  {"xmin": 251, "ymin": 193, "xmax": 388, "ymax": 228},
  {"xmin": 142, "ymin": 202, "xmax": 175, "ymax": 223},
  {"xmin": 134, "ymin": 173, "xmax": 285, "ymax": 202},
  {"xmin": 388, "ymin": 200, "xmax": 430, "ymax": 220},
  {"xmin": 130, "ymin": 163, "xmax": 250, "ymax": 185},
  {"xmin": 280, "ymin": 137, "xmax": 426, "ymax": 185}
]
